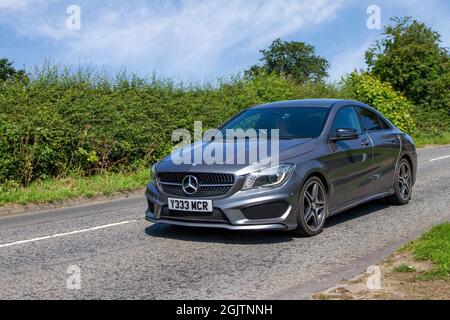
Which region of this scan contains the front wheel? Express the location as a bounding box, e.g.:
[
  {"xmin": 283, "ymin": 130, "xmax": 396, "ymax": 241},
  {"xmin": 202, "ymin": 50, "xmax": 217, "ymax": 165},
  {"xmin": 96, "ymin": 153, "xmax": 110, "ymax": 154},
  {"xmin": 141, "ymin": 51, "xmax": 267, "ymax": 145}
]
[
  {"xmin": 292, "ymin": 176, "xmax": 328, "ymax": 237},
  {"xmin": 386, "ymin": 158, "xmax": 413, "ymax": 205}
]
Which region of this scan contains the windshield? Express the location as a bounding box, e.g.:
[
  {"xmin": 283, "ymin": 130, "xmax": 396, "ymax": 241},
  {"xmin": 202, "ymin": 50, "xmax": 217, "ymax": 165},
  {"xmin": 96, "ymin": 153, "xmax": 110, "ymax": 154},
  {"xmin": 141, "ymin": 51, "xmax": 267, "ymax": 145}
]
[{"xmin": 220, "ymin": 107, "xmax": 330, "ymax": 139}]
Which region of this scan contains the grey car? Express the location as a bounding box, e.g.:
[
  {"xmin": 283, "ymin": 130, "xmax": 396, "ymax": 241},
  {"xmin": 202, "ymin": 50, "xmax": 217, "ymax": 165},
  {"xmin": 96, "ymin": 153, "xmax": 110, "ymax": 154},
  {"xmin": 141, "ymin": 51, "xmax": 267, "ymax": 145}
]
[{"xmin": 145, "ymin": 99, "xmax": 417, "ymax": 236}]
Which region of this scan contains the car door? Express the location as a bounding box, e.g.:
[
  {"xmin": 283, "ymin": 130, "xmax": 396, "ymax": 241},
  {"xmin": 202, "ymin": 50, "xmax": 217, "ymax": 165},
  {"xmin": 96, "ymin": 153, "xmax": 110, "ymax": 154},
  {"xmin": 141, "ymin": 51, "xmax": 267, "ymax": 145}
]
[
  {"xmin": 326, "ymin": 106, "xmax": 374, "ymax": 209},
  {"xmin": 356, "ymin": 107, "xmax": 401, "ymax": 194}
]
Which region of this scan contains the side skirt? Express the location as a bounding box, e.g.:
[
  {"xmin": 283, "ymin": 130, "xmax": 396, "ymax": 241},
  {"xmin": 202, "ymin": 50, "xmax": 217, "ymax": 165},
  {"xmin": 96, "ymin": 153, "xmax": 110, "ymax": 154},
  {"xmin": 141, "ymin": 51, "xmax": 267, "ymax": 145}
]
[{"xmin": 328, "ymin": 191, "xmax": 394, "ymax": 217}]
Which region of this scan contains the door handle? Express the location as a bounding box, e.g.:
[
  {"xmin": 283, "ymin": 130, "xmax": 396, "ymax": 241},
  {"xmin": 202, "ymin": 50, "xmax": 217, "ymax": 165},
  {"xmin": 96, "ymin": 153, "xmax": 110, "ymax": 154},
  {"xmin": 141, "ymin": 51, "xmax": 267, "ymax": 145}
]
[{"xmin": 361, "ymin": 139, "xmax": 370, "ymax": 147}]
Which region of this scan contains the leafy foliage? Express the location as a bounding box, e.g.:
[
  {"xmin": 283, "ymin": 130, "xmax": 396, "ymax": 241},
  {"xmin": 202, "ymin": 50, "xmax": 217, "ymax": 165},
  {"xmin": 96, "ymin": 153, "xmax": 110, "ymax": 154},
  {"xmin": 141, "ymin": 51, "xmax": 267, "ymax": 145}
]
[
  {"xmin": 0, "ymin": 58, "xmax": 27, "ymax": 82},
  {"xmin": 365, "ymin": 17, "xmax": 450, "ymax": 131},
  {"xmin": 245, "ymin": 38, "xmax": 330, "ymax": 83},
  {"xmin": 1, "ymin": 17, "xmax": 449, "ymax": 187},
  {"xmin": 342, "ymin": 72, "xmax": 415, "ymax": 133},
  {"xmin": 0, "ymin": 65, "xmax": 341, "ymax": 186}
]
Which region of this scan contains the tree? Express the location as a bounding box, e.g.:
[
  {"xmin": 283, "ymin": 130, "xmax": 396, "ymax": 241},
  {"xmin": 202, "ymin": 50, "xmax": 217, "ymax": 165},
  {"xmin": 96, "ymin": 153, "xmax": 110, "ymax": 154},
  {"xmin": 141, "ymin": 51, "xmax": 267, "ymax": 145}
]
[
  {"xmin": 246, "ymin": 38, "xmax": 329, "ymax": 83},
  {"xmin": 343, "ymin": 72, "xmax": 415, "ymax": 134},
  {"xmin": 0, "ymin": 58, "xmax": 26, "ymax": 81},
  {"xmin": 365, "ymin": 17, "xmax": 450, "ymax": 114}
]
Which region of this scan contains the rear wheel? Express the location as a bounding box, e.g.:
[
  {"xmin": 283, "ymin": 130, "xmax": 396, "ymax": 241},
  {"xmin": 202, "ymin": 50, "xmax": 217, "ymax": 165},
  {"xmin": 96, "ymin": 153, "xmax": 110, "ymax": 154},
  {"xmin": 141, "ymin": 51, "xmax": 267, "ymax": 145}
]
[
  {"xmin": 292, "ymin": 176, "xmax": 328, "ymax": 237},
  {"xmin": 386, "ymin": 158, "xmax": 412, "ymax": 205}
]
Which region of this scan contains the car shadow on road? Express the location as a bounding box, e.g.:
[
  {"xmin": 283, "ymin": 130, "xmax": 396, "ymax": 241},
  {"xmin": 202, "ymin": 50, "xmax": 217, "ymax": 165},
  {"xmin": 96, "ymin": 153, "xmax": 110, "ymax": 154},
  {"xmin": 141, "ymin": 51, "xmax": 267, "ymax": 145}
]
[
  {"xmin": 324, "ymin": 199, "xmax": 389, "ymax": 228},
  {"xmin": 145, "ymin": 199, "xmax": 390, "ymax": 244},
  {"xmin": 145, "ymin": 224, "xmax": 294, "ymax": 245}
]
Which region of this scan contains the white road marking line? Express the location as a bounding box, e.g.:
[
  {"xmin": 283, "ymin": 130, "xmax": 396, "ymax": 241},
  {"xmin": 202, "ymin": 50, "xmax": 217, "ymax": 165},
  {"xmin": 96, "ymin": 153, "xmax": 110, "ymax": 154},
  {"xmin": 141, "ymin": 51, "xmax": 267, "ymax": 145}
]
[
  {"xmin": 429, "ymin": 155, "xmax": 450, "ymax": 162},
  {"xmin": 0, "ymin": 219, "xmax": 139, "ymax": 249}
]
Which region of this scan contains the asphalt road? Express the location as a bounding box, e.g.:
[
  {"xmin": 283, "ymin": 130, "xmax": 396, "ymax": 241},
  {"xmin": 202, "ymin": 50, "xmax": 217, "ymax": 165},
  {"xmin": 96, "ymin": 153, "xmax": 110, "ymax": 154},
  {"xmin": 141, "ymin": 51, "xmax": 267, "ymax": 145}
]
[{"xmin": 0, "ymin": 146, "xmax": 449, "ymax": 300}]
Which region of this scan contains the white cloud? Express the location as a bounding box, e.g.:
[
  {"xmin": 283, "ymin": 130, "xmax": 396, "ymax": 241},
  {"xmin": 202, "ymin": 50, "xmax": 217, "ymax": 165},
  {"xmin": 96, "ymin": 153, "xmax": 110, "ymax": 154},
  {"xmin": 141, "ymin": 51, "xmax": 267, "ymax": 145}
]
[
  {"xmin": 328, "ymin": 40, "xmax": 372, "ymax": 82},
  {"xmin": 0, "ymin": 0, "xmax": 69, "ymax": 40},
  {"xmin": 2, "ymin": 0, "xmax": 344, "ymax": 79},
  {"xmin": 0, "ymin": 0, "xmax": 33, "ymax": 10},
  {"xmin": 2, "ymin": 0, "xmax": 449, "ymax": 81}
]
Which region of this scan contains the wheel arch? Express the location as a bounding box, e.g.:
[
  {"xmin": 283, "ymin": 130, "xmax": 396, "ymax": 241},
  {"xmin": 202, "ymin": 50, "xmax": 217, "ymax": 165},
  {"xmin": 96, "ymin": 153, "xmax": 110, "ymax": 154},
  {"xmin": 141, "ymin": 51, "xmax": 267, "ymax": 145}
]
[
  {"xmin": 400, "ymin": 153, "xmax": 415, "ymax": 184},
  {"xmin": 303, "ymin": 170, "xmax": 330, "ymax": 194}
]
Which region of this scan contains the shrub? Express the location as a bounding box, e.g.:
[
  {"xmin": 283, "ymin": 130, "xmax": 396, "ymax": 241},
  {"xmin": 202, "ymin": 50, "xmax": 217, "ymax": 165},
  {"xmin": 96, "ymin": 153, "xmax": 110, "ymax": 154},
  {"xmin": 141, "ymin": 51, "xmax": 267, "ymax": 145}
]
[
  {"xmin": 0, "ymin": 66, "xmax": 341, "ymax": 186},
  {"xmin": 0, "ymin": 64, "xmax": 430, "ymax": 187},
  {"xmin": 342, "ymin": 72, "xmax": 415, "ymax": 133}
]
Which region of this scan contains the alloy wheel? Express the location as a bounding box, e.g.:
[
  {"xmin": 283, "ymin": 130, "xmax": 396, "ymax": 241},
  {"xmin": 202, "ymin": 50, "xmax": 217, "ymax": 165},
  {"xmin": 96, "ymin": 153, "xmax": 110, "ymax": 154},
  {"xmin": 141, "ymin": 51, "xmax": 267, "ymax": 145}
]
[
  {"xmin": 303, "ymin": 181, "xmax": 326, "ymax": 231},
  {"xmin": 398, "ymin": 161, "xmax": 412, "ymax": 201}
]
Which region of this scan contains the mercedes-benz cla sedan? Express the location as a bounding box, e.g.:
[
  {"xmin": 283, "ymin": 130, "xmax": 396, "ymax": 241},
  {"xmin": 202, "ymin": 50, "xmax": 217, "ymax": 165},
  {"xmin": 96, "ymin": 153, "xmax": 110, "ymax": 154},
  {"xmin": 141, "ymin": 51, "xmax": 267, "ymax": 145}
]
[{"xmin": 145, "ymin": 99, "xmax": 417, "ymax": 236}]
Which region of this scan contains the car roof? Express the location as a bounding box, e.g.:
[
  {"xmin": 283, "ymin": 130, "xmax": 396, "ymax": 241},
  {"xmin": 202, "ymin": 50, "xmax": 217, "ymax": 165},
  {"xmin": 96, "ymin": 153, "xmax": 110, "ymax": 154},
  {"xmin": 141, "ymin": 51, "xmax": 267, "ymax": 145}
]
[{"xmin": 252, "ymin": 99, "xmax": 364, "ymax": 109}]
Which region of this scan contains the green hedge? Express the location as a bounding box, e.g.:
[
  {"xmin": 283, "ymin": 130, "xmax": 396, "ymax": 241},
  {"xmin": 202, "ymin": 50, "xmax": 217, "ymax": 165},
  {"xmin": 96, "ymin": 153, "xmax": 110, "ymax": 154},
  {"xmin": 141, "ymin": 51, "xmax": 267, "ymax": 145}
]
[
  {"xmin": 343, "ymin": 72, "xmax": 415, "ymax": 133},
  {"xmin": 0, "ymin": 70, "xmax": 343, "ymax": 185},
  {"xmin": 0, "ymin": 68, "xmax": 419, "ymax": 186}
]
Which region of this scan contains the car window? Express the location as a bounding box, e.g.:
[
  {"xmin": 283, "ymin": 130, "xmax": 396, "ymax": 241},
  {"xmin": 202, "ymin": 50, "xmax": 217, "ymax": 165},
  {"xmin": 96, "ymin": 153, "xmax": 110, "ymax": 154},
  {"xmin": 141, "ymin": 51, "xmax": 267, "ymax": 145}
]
[
  {"xmin": 221, "ymin": 107, "xmax": 330, "ymax": 139},
  {"xmin": 229, "ymin": 113, "xmax": 261, "ymax": 131},
  {"xmin": 357, "ymin": 107, "xmax": 383, "ymax": 131},
  {"xmin": 331, "ymin": 107, "xmax": 362, "ymax": 134},
  {"xmin": 378, "ymin": 116, "xmax": 391, "ymax": 129}
]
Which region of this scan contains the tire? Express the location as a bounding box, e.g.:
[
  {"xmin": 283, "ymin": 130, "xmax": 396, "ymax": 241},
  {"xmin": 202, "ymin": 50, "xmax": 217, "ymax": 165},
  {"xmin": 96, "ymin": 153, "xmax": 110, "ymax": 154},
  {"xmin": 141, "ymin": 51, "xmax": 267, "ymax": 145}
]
[
  {"xmin": 386, "ymin": 158, "xmax": 412, "ymax": 205},
  {"xmin": 292, "ymin": 176, "xmax": 328, "ymax": 237}
]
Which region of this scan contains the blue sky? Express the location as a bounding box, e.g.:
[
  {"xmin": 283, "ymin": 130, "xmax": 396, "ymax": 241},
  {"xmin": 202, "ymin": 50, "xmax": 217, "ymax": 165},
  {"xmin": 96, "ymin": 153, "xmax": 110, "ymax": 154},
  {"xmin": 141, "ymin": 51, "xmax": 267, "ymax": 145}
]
[{"xmin": 0, "ymin": 0, "xmax": 449, "ymax": 82}]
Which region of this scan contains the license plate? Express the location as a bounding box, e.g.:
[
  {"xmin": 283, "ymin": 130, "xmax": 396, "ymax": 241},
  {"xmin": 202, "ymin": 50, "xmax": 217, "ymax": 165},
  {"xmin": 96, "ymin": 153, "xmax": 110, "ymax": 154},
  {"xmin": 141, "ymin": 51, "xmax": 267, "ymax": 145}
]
[{"xmin": 168, "ymin": 198, "xmax": 213, "ymax": 212}]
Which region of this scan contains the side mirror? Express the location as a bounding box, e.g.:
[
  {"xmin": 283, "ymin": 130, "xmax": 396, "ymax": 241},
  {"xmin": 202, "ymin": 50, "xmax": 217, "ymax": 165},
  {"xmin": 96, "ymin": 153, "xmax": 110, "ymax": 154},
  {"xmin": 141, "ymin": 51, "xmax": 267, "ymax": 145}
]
[{"xmin": 331, "ymin": 128, "xmax": 359, "ymax": 141}]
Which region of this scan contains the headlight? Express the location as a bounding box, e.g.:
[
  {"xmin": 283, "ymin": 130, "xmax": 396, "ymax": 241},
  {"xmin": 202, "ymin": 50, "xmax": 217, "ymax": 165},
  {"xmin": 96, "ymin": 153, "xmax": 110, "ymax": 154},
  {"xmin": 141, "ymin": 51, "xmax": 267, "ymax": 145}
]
[
  {"xmin": 149, "ymin": 163, "xmax": 158, "ymax": 183},
  {"xmin": 242, "ymin": 164, "xmax": 296, "ymax": 190}
]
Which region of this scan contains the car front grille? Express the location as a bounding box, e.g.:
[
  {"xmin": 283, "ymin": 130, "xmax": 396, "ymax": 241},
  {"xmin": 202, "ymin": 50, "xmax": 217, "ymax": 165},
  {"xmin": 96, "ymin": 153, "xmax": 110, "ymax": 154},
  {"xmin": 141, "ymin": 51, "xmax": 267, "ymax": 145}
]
[{"xmin": 157, "ymin": 172, "xmax": 235, "ymax": 197}]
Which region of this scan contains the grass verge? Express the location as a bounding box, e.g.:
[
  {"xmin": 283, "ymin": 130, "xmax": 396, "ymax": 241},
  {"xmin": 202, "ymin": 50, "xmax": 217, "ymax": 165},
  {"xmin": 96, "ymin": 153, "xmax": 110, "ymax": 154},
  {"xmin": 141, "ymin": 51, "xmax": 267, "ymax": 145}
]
[
  {"xmin": 393, "ymin": 264, "xmax": 416, "ymax": 273},
  {"xmin": 313, "ymin": 223, "xmax": 450, "ymax": 300},
  {"xmin": 313, "ymin": 222, "xmax": 450, "ymax": 300},
  {"xmin": 0, "ymin": 169, "xmax": 149, "ymax": 206},
  {"xmin": 401, "ymin": 222, "xmax": 450, "ymax": 279},
  {"xmin": 413, "ymin": 132, "xmax": 450, "ymax": 148}
]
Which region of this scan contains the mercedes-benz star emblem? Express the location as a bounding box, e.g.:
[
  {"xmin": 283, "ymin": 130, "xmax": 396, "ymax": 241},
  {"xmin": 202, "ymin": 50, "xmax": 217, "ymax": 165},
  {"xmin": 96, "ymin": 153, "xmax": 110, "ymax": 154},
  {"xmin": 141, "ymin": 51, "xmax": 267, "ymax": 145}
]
[{"xmin": 182, "ymin": 175, "xmax": 199, "ymax": 195}]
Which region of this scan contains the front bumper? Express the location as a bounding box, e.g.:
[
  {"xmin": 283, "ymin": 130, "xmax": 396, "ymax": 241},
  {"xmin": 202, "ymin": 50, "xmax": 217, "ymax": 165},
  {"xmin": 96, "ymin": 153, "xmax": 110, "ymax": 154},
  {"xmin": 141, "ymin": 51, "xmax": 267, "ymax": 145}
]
[
  {"xmin": 145, "ymin": 216, "xmax": 287, "ymax": 230},
  {"xmin": 145, "ymin": 177, "xmax": 301, "ymax": 231}
]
